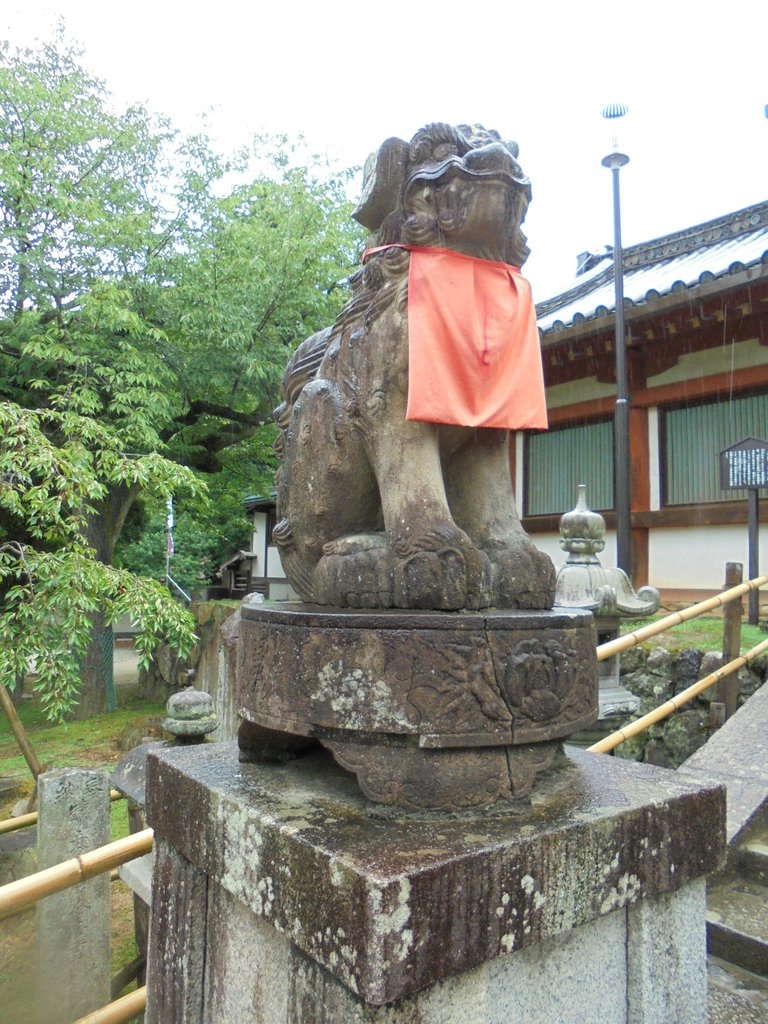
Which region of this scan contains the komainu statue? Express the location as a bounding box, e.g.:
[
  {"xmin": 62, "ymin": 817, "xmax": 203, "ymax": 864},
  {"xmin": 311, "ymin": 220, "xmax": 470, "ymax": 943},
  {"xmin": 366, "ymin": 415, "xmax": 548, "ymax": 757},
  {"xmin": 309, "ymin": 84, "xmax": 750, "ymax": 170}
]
[
  {"xmin": 235, "ymin": 125, "xmax": 598, "ymax": 810},
  {"xmin": 272, "ymin": 123, "xmax": 556, "ymax": 612}
]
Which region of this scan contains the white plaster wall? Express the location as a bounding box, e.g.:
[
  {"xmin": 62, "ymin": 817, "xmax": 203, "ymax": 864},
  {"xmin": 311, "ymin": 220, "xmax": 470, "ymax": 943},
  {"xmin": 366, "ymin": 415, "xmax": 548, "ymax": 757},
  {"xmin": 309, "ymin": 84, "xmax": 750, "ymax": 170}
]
[
  {"xmin": 649, "ymin": 524, "xmax": 768, "ymax": 589},
  {"xmin": 514, "ymin": 433, "xmax": 524, "ymax": 518},
  {"xmin": 535, "ymin": 524, "xmax": 764, "ymax": 591},
  {"xmin": 545, "ymin": 376, "xmax": 616, "ymax": 410},
  {"xmin": 647, "ymin": 337, "xmax": 764, "ymax": 389},
  {"xmin": 266, "ymin": 545, "xmax": 287, "ymax": 579},
  {"xmin": 251, "ymin": 511, "xmax": 267, "ymax": 573},
  {"xmin": 251, "ymin": 514, "xmax": 288, "ymax": 578}
]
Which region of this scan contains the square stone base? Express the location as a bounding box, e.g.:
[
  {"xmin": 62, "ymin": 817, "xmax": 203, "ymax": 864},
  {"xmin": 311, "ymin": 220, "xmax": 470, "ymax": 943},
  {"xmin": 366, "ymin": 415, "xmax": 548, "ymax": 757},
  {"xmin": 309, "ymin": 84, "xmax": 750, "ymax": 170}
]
[{"xmin": 145, "ymin": 743, "xmax": 724, "ymax": 1023}]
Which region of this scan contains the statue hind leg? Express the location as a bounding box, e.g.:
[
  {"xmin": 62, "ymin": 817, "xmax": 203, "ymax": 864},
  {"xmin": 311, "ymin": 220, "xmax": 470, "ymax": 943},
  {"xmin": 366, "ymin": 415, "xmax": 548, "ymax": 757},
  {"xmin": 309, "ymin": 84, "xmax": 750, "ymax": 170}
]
[
  {"xmin": 442, "ymin": 428, "xmax": 555, "ymax": 609},
  {"xmin": 273, "ymin": 378, "xmax": 389, "ymax": 605},
  {"xmin": 361, "ymin": 412, "xmax": 493, "ymax": 610}
]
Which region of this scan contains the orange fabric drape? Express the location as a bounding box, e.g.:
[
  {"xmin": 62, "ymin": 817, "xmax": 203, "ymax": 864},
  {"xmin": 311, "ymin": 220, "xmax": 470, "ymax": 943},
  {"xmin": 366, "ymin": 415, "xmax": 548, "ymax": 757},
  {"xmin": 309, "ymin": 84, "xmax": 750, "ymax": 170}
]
[{"xmin": 365, "ymin": 245, "xmax": 548, "ymax": 430}]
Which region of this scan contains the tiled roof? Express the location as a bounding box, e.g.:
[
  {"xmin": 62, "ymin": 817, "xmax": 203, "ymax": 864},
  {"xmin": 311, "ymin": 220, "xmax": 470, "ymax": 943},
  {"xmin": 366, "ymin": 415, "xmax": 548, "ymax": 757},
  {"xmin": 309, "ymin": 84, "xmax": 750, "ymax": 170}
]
[{"xmin": 537, "ymin": 201, "xmax": 768, "ymax": 335}]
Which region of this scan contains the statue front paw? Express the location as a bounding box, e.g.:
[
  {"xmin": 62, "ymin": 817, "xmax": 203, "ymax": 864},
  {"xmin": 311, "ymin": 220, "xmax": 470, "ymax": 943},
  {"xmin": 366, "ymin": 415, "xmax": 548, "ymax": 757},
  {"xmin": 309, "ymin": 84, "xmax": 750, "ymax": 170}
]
[
  {"xmin": 485, "ymin": 541, "xmax": 556, "ymax": 610},
  {"xmin": 392, "ymin": 526, "xmax": 492, "ymax": 610},
  {"xmin": 315, "ymin": 533, "xmax": 394, "ymax": 608}
]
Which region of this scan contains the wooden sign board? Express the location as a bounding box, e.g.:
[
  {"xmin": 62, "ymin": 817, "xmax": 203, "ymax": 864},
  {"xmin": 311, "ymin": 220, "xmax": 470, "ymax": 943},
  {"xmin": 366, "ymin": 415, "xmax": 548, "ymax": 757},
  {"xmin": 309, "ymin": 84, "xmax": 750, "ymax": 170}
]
[{"xmin": 719, "ymin": 437, "xmax": 768, "ymax": 491}]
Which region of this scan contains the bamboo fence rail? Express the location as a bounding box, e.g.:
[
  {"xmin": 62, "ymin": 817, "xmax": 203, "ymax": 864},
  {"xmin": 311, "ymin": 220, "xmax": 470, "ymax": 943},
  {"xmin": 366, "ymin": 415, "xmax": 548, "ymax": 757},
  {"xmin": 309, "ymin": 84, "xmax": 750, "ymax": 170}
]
[
  {"xmin": 0, "ymin": 827, "xmax": 153, "ymax": 919},
  {"xmin": 0, "ymin": 808, "xmax": 37, "ymax": 835},
  {"xmin": 589, "ymin": 636, "xmax": 768, "ymax": 754},
  {"xmin": 602, "ymin": 573, "xmax": 768, "ymax": 659},
  {"xmin": 0, "ymin": 788, "xmax": 124, "ymax": 836},
  {"xmin": 72, "ymin": 986, "xmax": 147, "ymax": 1024},
  {"xmin": 596, "ymin": 574, "xmax": 768, "ymax": 662}
]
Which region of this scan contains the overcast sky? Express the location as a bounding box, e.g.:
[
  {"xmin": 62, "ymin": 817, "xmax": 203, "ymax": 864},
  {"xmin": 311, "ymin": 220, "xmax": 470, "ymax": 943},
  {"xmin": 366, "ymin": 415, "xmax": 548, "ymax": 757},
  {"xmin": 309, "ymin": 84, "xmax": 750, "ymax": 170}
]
[{"xmin": 4, "ymin": 1, "xmax": 768, "ymax": 299}]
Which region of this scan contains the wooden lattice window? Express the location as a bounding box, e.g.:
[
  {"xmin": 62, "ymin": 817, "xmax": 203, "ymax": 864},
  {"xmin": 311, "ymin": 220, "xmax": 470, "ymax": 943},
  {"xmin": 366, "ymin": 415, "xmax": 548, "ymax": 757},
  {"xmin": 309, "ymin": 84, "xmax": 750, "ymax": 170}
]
[
  {"xmin": 524, "ymin": 419, "xmax": 614, "ymax": 516},
  {"xmin": 662, "ymin": 392, "xmax": 768, "ymax": 505}
]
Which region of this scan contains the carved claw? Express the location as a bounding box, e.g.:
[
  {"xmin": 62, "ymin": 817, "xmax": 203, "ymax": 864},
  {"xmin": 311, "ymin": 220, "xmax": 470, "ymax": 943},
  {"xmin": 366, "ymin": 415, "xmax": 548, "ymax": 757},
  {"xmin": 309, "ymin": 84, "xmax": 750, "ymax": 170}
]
[
  {"xmin": 484, "ymin": 542, "xmax": 556, "ymax": 610},
  {"xmin": 392, "ymin": 532, "xmax": 492, "ymax": 611}
]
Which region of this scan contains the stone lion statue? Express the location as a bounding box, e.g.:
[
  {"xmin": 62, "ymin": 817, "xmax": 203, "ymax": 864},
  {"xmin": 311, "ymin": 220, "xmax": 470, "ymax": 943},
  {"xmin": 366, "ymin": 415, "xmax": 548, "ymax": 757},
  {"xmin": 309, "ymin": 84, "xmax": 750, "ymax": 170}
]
[{"xmin": 272, "ymin": 123, "xmax": 555, "ymax": 611}]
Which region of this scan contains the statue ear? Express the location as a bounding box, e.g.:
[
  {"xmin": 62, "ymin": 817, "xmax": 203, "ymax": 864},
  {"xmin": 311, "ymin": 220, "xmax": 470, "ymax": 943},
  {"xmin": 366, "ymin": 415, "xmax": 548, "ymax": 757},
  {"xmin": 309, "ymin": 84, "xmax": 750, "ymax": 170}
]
[{"xmin": 353, "ymin": 137, "xmax": 409, "ymax": 231}]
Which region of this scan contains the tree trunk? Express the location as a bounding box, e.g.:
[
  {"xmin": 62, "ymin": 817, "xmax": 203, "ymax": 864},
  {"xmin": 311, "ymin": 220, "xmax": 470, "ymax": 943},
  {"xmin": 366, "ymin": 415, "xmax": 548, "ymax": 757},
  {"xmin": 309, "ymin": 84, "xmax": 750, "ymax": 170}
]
[
  {"xmin": 72, "ymin": 483, "xmax": 139, "ymax": 719},
  {"xmin": 11, "ymin": 672, "xmax": 25, "ymax": 706}
]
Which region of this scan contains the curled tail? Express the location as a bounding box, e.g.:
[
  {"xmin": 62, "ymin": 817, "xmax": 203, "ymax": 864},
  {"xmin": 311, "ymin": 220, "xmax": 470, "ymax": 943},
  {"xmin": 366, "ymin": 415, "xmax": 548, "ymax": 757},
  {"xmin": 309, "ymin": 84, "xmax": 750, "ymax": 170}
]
[{"xmin": 272, "ymin": 325, "xmax": 333, "ymax": 457}]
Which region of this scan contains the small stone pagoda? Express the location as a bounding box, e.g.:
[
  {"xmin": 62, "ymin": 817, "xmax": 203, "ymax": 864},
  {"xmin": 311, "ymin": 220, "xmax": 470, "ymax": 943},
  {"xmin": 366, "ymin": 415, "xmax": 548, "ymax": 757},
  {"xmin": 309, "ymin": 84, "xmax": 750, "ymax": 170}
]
[{"xmin": 554, "ymin": 485, "xmax": 660, "ymax": 719}]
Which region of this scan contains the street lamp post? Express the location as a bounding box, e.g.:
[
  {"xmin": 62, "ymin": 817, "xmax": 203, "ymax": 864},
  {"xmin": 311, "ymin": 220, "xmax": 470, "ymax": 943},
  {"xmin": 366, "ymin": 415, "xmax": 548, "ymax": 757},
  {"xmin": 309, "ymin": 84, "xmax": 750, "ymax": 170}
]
[{"xmin": 601, "ymin": 104, "xmax": 632, "ymax": 577}]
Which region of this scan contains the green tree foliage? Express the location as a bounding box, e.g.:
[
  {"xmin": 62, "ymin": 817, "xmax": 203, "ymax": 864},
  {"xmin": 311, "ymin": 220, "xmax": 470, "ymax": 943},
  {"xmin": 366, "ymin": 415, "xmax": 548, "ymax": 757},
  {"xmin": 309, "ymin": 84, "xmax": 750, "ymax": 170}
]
[
  {"xmin": 0, "ymin": 31, "xmax": 363, "ymax": 718},
  {"xmin": 0, "ymin": 400, "xmax": 200, "ymax": 722},
  {"xmin": 157, "ymin": 138, "xmax": 362, "ymax": 472}
]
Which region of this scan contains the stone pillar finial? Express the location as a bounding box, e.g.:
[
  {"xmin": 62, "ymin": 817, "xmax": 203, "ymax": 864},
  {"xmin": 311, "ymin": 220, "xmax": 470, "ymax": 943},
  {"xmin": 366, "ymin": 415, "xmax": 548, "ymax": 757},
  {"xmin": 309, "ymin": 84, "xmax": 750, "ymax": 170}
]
[
  {"xmin": 559, "ymin": 483, "xmax": 606, "ymax": 564},
  {"xmin": 555, "ymin": 486, "xmax": 660, "ymax": 721},
  {"xmin": 163, "ymin": 687, "xmax": 218, "ymax": 745}
]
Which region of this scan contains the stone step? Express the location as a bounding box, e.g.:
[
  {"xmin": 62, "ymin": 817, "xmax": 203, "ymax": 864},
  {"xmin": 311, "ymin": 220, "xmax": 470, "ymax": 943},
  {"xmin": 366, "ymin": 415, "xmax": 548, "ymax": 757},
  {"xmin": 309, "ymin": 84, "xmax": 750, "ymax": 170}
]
[
  {"xmin": 708, "ymin": 957, "xmax": 768, "ymax": 1023},
  {"xmin": 707, "ymin": 875, "xmax": 768, "ymax": 978},
  {"xmin": 733, "ymin": 817, "xmax": 768, "ymax": 887},
  {"xmin": 0, "ymin": 775, "xmax": 25, "ymax": 799},
  {"xmin": 0, "ymin": 825, "xmax": 36, "ymax": 854}
]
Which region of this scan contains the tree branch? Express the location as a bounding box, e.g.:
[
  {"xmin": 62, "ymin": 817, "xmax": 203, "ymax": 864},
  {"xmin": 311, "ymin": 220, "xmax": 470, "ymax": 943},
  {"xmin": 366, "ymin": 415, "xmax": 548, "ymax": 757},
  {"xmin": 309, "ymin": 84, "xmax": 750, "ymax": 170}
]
[{"xmin": 173, "ymin": 400, "xmax": 272, "ymax": 429}]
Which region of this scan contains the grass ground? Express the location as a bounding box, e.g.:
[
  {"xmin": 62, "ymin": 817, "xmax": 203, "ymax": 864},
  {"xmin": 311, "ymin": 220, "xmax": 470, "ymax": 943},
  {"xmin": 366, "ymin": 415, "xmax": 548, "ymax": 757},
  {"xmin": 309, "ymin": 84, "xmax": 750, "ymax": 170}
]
[
  {"xmin": 0, "ymin": 686, "xmax": 165, "ymax": 794},
  {"xmin": 619, "ymin": 614, "xmax": 768, "ymax": 657},
  {"xmin": 1, "ymin": 682, "xmax": 162, "ymax": 1023}
]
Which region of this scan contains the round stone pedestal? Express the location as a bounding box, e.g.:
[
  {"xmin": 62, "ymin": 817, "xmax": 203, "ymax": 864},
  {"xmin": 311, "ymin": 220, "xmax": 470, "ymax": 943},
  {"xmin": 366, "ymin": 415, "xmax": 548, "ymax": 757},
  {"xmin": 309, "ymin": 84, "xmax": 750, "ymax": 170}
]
[{"xmin": 235, "ymin": 602, "xmax": 597, "ymax": 811}]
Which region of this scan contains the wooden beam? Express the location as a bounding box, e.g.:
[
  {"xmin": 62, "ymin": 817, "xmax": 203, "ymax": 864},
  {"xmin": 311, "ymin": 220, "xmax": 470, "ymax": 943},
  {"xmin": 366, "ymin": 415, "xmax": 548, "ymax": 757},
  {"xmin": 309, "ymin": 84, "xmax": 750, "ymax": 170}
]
[
  {"xmin": 546, "ymin": 364, "xmax": 768, "ymax": 424},
  {"xmin": 523, "ymin": 498, "xmax": 768, "ymax": 534},
  {"xmin": 632, "ymin": 363, "xmax": 768, "ymax": 408},
  {"xmin": 546, "ymin": 398, "xmax": 616, "ymax": 426}
]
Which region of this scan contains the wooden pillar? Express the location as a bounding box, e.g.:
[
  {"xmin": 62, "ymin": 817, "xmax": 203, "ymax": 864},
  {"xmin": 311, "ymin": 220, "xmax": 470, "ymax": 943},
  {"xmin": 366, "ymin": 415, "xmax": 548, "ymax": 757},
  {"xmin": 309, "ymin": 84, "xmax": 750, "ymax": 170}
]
[
  {"xmin": 629, "ymin": 406, "xmax": 650, "ymax": 586},
  {"xmin": 718, "ymin": 562, "xmax": 743, "ymax": 719}
]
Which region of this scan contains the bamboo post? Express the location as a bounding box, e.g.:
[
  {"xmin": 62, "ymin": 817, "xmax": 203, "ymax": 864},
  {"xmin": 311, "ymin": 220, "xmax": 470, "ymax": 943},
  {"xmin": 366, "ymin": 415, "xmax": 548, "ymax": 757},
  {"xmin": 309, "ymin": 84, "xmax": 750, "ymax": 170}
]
[
  {"xmin": 589, "ymin": 636, "xmax": 768, "ymax": 754},
  {"xmin": 0, "ymin": 679, "xmax": 43, "ymax": 779},
  {"xmin": 718, "ymin": 562, "xmax": 743, "ymax": 719}
]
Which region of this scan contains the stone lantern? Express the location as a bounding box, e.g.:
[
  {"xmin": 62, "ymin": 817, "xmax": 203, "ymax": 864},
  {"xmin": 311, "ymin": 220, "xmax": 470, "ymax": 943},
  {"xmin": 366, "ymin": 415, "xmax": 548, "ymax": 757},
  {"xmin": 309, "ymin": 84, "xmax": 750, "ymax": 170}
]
[{"xmin": 554, "ymin": 485, "xmax": 660, "ymax": 720}]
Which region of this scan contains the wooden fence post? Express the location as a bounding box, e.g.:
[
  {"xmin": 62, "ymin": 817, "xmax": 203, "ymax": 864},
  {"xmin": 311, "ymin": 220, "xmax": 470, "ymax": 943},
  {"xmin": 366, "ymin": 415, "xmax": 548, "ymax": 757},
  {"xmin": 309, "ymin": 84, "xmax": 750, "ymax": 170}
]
[
  {"xmin": 718, "ymin": 561, "xmax": 743, "ymax": 720},
  {"xmin": 36, "ymin": 769, "xmax": 111, "ymax": 1024}
]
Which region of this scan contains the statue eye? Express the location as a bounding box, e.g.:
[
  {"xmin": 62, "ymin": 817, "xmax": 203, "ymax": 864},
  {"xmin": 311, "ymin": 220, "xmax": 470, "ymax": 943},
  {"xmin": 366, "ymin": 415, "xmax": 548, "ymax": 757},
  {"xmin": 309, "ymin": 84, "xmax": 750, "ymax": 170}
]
[{"xmin": 433, "ymin": 143, "xmax": 455, "ymax": 160}]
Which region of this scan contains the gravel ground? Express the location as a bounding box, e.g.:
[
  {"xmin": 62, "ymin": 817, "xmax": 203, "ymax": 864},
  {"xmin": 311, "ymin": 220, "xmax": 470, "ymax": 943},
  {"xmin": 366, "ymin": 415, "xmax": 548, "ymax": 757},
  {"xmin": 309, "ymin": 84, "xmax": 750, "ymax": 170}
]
[{"xmin": 113, "ymin": 643, "xmax": 140, "ymax": 687}]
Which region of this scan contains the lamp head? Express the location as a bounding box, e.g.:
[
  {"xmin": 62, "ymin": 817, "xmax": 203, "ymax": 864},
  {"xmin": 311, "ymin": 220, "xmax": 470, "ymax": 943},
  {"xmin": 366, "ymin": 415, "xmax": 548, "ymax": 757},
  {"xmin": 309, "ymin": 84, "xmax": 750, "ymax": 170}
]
[{"xmin": 601, "ymin": 102, "xmax": 629, "ymax": 165}]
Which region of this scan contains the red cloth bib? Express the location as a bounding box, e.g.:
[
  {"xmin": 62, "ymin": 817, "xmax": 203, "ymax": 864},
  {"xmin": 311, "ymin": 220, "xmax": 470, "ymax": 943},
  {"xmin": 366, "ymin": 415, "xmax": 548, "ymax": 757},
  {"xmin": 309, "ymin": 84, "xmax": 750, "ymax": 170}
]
[{"xmin": 365, "ymin": 246, "xmax": 547, "ymax": 430}]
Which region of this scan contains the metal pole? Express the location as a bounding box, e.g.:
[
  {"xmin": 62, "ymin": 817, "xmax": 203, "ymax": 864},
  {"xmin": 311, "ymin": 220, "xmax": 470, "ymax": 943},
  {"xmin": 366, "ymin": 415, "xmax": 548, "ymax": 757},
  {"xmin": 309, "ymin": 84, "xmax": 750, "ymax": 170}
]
[
  {"xmin": 165, "ymin": 496, "xmax": 173, "ymax": 590},
  {"xmin": 602, "ymin": 151, "xmax": 632, "ymax": 576},
  {"xmin": 748, "ymin": 488, "xmax": 760, "ymax": 625}
]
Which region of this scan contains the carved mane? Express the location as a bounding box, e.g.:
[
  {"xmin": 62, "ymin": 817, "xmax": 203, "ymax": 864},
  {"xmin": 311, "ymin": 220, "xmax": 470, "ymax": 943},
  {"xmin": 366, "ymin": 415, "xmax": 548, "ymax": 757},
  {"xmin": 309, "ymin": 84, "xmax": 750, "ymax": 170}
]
[{"xmin": 275, "ymin": 123, "xmax": 531, "ymax": 435}]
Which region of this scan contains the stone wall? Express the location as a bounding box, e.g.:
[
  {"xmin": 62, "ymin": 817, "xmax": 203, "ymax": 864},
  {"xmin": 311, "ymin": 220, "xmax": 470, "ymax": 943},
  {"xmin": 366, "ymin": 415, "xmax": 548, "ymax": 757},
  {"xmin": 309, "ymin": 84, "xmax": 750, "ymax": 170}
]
[
  {"xmin": 139, "ymin": 601, "xmax": 241, "ymax": 741},
  {"xmin": 614, "ymin": 645, "xmax": 767, "ymax": 767}
]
